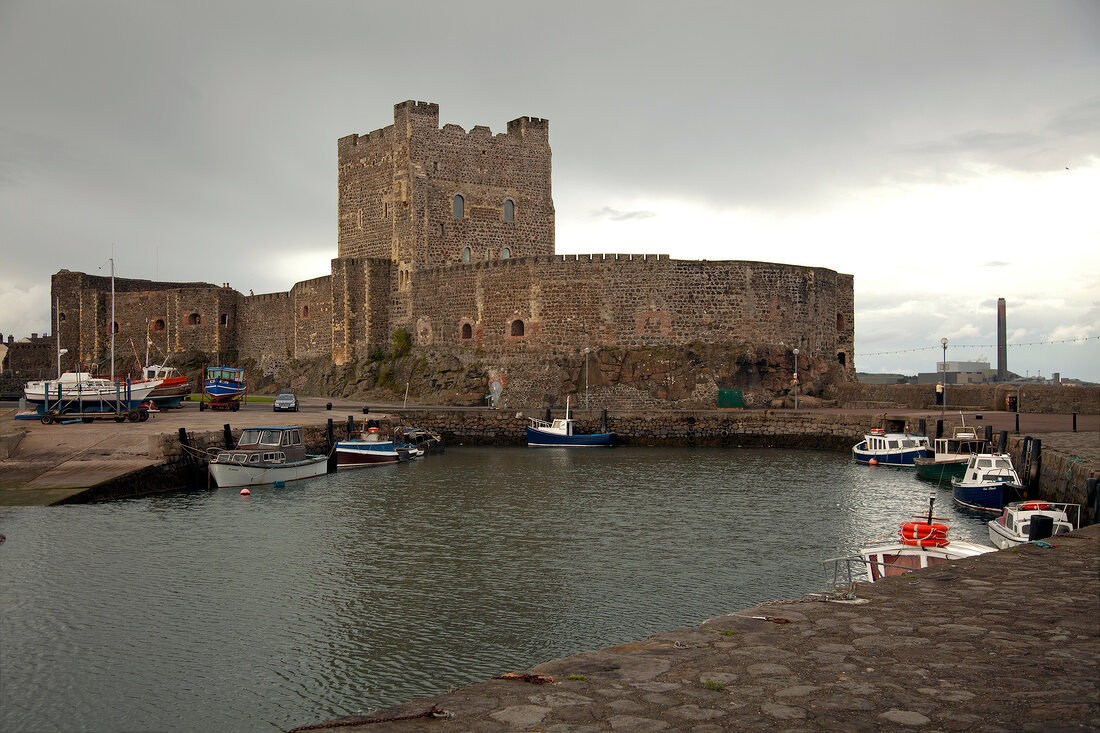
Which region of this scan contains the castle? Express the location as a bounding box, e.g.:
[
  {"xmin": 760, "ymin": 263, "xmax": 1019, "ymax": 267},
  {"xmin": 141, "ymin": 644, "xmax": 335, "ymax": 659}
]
[{"xmin": 51, "ymin": 101, "xmax": 855, "ymax": 407}]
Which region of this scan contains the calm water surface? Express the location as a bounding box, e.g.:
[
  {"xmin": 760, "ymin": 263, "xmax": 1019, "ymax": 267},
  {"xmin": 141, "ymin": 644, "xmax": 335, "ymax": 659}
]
[{"xmin": 0, "ymin": 447, "xmax": 991, "ymax": 732}]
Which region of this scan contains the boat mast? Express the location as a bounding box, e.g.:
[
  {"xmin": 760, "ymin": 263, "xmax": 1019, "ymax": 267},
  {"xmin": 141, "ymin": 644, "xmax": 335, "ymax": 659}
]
[
  {"xmin": 109, "ymin": 257, "xmax": 115, "ymax": 383},
  {"xmin": 56, "ymin": 296, "xmax": 61, "ymax": 378}
]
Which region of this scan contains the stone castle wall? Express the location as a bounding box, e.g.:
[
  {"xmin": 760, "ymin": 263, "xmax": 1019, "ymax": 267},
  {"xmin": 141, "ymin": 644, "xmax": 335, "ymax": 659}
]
[{"xmin": 403, "ymin": 253, "xmax": 854, "ymax": 360}]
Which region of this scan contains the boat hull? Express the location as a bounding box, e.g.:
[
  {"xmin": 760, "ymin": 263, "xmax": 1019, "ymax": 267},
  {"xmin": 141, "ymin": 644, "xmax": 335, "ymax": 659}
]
[
  {"xmin": 852, "ymin": 443, "xmax": 929, "ymax": 467},
  {"xmin": 914, "ymin": 457, "xmax": 968, "ymax": 482},
  {"xmin": 208, "ymin": 456, "xmax": 328, "ymax": 488},
  {"xmin": 335, "ymin": 442, "xmax": 401, "ymax": 467},
  {"xmin": 952, "ymin": 480, "xmax": 1025, "ymax": 513},
  {"xmin": 526, "ymin": 426, "xmax": 617, "ymax": 447},
  {"xmin": 860, "ymin": 539, "xmax": 995, "ymax": 581}
]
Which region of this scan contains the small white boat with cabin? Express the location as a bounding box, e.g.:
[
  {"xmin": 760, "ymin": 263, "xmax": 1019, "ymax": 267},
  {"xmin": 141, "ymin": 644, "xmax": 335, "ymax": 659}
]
[
  {"xmin": 987, "ymin": 501, "xmax": 1079, "ymax": 549},
  {"xmin": 526, "ymin": 397, "xmax": 617, "ymax": 447},
  {"xmin": 24, "ymin": 371, "xmax": 162, "ymax": 406},
  {"xmin": 208, "ymin": 426, "xmax": 329, "ymax": 488}
]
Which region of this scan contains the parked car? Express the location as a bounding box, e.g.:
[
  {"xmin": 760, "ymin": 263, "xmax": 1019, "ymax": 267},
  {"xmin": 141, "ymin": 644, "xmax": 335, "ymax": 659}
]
[{"xmin": 273, "ymin": 392, "xmax": 299, "ymax": 412}]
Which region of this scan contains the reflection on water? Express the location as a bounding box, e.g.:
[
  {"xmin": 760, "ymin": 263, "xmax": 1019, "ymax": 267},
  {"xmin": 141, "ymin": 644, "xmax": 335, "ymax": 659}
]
[{"xmin": 0, "ymin": 447, "xmax": 990, "ymax": 732}]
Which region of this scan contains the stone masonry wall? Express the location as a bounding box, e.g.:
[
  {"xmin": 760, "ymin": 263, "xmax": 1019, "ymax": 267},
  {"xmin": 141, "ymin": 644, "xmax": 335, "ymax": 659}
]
[
  {"xmin": 237, "ymin": 291, "xmax": 293, "ymax": 372},
  {"xmin": 829, "ymin": 383, "xmax": 1100, "ymax": 415},
  {"xmin": 290, "ymin": 276, "xmax": 333, "ymax": 360}
]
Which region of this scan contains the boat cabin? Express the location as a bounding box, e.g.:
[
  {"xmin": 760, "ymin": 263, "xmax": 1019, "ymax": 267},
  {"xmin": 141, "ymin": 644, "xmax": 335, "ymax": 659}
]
[
  {"xmin": 864, "ymin": 433, "xmax": 928, "ymax": 452},
  {"xmin": 962, "ymin": 453, "xmax": 1020, "ymax": 484},
  {"xmin": 932, "ymin": 427, "xmax": 987, "ymax": 457},
  {"xmin": 212, "ymin": 426, "xmax": 307, "ymax": 465},
  {"xmin": 142, "ymin": 364, "xmax": 182, "ymax": 381}
]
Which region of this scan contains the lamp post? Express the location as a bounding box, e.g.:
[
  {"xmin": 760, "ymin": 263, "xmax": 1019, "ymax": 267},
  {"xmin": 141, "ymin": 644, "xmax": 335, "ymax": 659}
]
[
  {"xmin": 584, "ymin": 347, "xmax": 590, "ymax": 410},
  {"xmin": 940, "ymin": 337, "xmax": 948, "ymax": 413},
  {"xmin": 793, "ymin": 347, "xmax": 799, "ymax": 410}
]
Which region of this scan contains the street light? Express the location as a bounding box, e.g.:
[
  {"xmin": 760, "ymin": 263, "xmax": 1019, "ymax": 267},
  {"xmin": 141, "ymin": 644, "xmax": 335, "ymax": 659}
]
[
  {"xmin": 584, "ymin": 347, "xmax": 590, "ymax": 410},
  {"xmin": 793, "ymin": 347, "xmax": 799, "ymax": 410},
  {"xmin": 940, "ymin": 337, "xmax": 948, "ymax": 412}
]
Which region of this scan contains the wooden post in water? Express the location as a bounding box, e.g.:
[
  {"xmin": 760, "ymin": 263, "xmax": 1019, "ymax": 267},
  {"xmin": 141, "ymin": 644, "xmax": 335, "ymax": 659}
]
[
  {"xmin": 346, "ymin": 415, "xmax": 354, "ymax": 439},
  {"xmin": 223, "ymin": 424, "xmax": 233, "ymax": 449}
]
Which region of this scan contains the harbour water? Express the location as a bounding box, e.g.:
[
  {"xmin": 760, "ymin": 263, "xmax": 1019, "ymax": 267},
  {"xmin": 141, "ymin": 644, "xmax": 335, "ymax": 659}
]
[{"xmin": 0, "ymin": 446, "xmax": 991, "ymax": 732}]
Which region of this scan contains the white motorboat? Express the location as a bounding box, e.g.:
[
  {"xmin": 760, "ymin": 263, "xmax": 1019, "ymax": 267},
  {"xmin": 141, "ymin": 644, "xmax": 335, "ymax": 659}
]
[
  {"xmin": 208, "ymin": 426, "xmax": 329, "ymax": 488},
  {"xmin": 987, "ymin": 501, "xmax": 1079, "ymax": 549},
  {"xmin": 24, "ymin": 371, "xmax": 161, "ymax": 406}
]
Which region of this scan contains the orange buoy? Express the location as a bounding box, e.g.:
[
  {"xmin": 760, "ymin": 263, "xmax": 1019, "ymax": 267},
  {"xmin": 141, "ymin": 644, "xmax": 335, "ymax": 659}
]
[
  {"xmin": 868, "ymin": 458, "xmax": 879, "ymax": 466},
  {"xmin": 240, "ymin": 488, "xmax": 250, "ymax": 496}
]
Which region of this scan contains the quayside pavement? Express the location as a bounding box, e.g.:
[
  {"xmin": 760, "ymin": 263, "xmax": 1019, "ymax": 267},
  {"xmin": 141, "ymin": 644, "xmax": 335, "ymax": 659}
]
[{"xmin": 295, "ymin": 524, "xmax": 1100, "ymax": 733}]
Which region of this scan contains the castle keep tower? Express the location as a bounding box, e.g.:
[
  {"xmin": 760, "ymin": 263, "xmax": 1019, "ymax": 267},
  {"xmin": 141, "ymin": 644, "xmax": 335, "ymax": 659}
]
[{"xmin": 336, "ymin": 101, "xmax": 555, "ymax": 272}]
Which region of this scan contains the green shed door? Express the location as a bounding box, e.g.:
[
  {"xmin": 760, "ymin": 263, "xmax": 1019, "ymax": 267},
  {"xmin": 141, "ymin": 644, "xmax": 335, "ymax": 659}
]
[{"xmin": 718, "ymin": 389, "xmax": 743, "ymax": 408}]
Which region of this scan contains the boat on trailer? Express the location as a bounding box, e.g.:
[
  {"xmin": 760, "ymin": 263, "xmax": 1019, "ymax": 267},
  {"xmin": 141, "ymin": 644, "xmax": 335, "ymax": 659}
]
[
  {"xmin": 951, "ymin": 452, "xmax": 1027, "ymax": 513},
  {"xmin": 856, "ymin": 496, "xmax": 995, "ymax": 581},
  {"xmin": 202, "ymin": 366, "xmax": 247, "ymax": 411},
  {"xmin": 24, "ymin": 372, "xmax": 161, "ymax": 407},
  {"xmin": 527, "ymin": 397, "xmax": 616, "ymax": 447},
  {"xmin": 987, "ymin": 501, "xmax": 1079, "ymax": 549},
  {"xmin": 851, "ymin": 429, "xmax": 931, "ymax": 467},
  {"xmin": 142, "ymin": 364, "xmax": 190, "ymax": 407},
  {"xmin": 207, "ymin": 426, "xmax": 328, "ymax": 488}
]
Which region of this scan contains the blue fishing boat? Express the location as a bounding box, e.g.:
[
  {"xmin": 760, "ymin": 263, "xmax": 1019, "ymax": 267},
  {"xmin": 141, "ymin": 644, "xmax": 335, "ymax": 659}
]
[
  {"xmin": 202, "ymin": 366, "xmax": 247, "ymax": 411},
  {"xmin": 527, "ymin": 397, "xmax": 616, "ymax": 447},
  {"xmin": 852, "ymin": 429, "xmax": 931, "ymax": 467},
  {"xmin": 952, "ymin": 452, "xmax": 1027, "ymax": 513}
]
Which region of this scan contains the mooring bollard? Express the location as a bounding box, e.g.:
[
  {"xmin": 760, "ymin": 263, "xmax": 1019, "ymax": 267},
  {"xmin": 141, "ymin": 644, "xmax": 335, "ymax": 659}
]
[
  {"xmin": 1087, "ymin": 478, "xmax": 1099, "ymax": 524},
  {"xmin": 1028, "ymin": 514, "xmax": 1054, "ymax": 542},
  {"xmin": 1072, "ymin": 412, "xmax": 1077, "ymax": 432},
  {"xmin": 346, "ymin": 415, "xmax": 354, "ymax": 438},
  {"xmin": 998, "ymin": 430, "xmax": 1008, "ymax": 452},
  {"xmin": 984, "ymin": 424, "xmax": 993, "ymax": 444},
  {"xmin": 326, "ymin": 402, "xmax": 332, "ymax": 411},
  {"xmin": 1015, "ymin": 412, "xmax": 1020, "ymax": 434},
  {"xmin": 936, "ymin": 419, "xmax": 943, "ymax": 439},
  {"xmin": 223, "ymin": 424, "xmax": 233, "ymax": 450}
]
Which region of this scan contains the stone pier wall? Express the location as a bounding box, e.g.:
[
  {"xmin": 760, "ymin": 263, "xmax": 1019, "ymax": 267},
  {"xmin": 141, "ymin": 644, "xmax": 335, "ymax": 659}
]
[{"xmin": 831, "ymin": 383, "xmax": 1099, "ymax": 414}]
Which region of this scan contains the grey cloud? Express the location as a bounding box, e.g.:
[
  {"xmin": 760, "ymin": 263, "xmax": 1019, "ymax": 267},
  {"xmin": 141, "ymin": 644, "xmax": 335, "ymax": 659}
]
[{"xmin": 592, "ymin": 207, "xmax": 657, "ymax": 222}]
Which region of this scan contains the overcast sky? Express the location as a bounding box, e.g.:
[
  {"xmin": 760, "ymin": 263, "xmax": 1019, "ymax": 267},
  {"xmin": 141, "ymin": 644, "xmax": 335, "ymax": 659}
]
[{"xmin": 2, "ymin": 0, "xmax": 1098, "ymax": 380}]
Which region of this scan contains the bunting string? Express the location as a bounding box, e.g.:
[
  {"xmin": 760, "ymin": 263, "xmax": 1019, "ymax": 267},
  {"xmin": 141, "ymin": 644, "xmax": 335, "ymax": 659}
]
[{"xmin": 856, "ymin": 335, "xmax": 1098, "ymax": 358}]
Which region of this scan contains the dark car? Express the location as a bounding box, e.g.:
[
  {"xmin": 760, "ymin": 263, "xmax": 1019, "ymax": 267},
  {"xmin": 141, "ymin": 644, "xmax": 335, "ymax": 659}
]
[{"xmin": 273, "ymin": 392, "xmax": 299, "ymax": 412}]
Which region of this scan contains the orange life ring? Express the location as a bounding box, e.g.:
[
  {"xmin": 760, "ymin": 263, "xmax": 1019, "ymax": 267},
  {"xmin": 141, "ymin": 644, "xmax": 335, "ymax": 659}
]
[
  {"xmin": 1019, "ymin": 501, "xmax": 1051, "ymax": 511},
  {"xmin": 900, "ymin": 521, "xmax": 948, "ymax": 535}
]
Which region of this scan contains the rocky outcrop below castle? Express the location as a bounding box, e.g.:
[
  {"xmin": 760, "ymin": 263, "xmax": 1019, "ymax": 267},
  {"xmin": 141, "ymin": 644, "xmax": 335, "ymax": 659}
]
[{"xmin": 252, "ymin": 341, "xmax": 844, "ymax": 410}]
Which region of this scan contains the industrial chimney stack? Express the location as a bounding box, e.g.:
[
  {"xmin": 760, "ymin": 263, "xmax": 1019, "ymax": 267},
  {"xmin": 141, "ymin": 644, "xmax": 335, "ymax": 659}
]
[{"xmin": 997, "ymin": 297, "xmax": 1007, "ymax": 382}]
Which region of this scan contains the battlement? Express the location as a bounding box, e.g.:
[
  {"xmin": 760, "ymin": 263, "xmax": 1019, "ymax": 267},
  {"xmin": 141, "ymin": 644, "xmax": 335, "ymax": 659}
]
[
  {"xmin": 395, "ymin": 100, "xmax": 439, "ymax": 117},
  {"xmin": 507, "ymin": 116, "xmax": 549, "ymax": 138}
]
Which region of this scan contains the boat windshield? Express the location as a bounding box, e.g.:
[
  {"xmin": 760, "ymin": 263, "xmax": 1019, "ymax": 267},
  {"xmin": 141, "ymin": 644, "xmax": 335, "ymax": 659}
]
[
  {"xmin": 993, "ymin": 458, "xmax": 1013, "ymax": 469},
  {"xmin": 239, "ymin": 429, "xmax": 262, "ymax": 445},
  {"xmin": 260, "ymin": 429, "xmax": 283, "ymax": 446}
]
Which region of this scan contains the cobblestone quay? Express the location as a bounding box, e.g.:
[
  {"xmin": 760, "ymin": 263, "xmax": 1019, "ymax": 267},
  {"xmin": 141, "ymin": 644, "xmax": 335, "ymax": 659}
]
[{"xmin": 296, "ymin": 524, "xmax": 1100, "ymax": 732}]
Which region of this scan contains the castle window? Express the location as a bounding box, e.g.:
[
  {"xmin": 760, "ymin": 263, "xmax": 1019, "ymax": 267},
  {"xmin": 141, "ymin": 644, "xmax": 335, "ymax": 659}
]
[
  {"xmin": 503, "ymin": 199, "xmax": 514, "ymax": 222},
  {"xmin": 462, "ymin": 247, "xmax": 471, "ymax": 263},
  {"xmin": 152, "ymin": 319, "xmax": 165, "ymax": 332},
  {"xmin": 112, "ymin": 321, "xmax": 120, "ymax": 334},
  {"xmin": 301, "ymin": 305, "xmax": 309, "ymax": 319},
  {"xmin": 437, "ymin": 223, "xmax": 444, "ymax": 236},
  {"xmin": 501, "ymin": 247, "xmax": 511, "ymax": 259},
  {"xmin": 453, "ymin": 194, "xmax": 464, "ymax": 218},
  {"xmin": 58, "ymin": 312, "xmax": 66, "ymax": 323},
  {"xmin": 837, "ymin": 352, "xmax": 847, "ymax": 367},
  {"xmin": 220, "ymin": 313, "xmax": 230, "ymax": 327},
  {"xmin": 836, "ymin": 312, "xmax": 844, "ymax": 330},
  {"xmin": 461, "ymin": 323, "xmax": 472, "ymax": 340},
  {"xmin": 187, "ymin": 313, "xmax": 201, "ymax": 326},
  {"xmin": 510, "ymin": 319, "xmax": 525, "ymax": 337}
]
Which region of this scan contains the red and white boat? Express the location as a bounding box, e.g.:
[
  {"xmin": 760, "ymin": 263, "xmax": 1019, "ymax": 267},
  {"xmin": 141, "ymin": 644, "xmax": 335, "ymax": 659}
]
[
  {"xmin": 141, "ymin": 364, "xmax": 190, "ymax": 406},
  {"xmin": 858, "ymin": 497, "xmax": 995, "ymax": 581},
  {"xmin": 987, "ymin": 501, "xmax": 1079, "ymax": 549}
]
